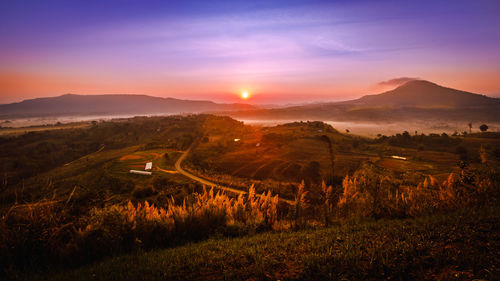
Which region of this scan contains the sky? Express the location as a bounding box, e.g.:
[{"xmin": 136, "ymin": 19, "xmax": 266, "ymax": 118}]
[{"xmin": 1, "ymin": 0, "xmax": 499, "ymax": 104}]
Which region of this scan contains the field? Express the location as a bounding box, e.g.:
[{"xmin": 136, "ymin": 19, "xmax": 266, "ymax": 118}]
[
  {"xmin": 0, "ymin": 116, "xmax": 206, "ymax": 210},
  {"xmin": 185, "ymin": 121, "xmax": 481, "ymax": 200},
  {"xmin": 2, "ymin": 114, "xmax": 495, "ymax": 206},
  {"xmin": 112, "ymin": 149, "xmax": 181, "ymax": 175},
  {"xmin": 27, "ymin": 205, "xmax": 500, "ymax": 281},
  {"xmin": 0, "ymin": 115, "xmax": 499, "ymax": 280}
]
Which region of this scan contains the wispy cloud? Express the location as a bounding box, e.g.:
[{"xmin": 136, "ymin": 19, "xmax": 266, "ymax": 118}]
[{"xmin": 378, "ymin": 77, "xmax": 420, "ymax": 87}]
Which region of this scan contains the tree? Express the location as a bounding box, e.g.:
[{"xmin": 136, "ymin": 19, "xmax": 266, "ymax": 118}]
[
  {"xmin": 468, "ymin": 123, "xmax": 472, "ymax": 134},
  {"xmin": 479, "ymin": 124, "xmax": 488, "ymax": 132}
]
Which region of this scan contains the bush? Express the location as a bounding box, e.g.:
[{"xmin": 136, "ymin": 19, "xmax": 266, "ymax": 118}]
[
  {"xmin": 0, "ymin": 200, "xmax": 75, "ymax": 272},
  {"xmin": 336, "ymin": 163, "xmax": 498, "ymax": 219}
]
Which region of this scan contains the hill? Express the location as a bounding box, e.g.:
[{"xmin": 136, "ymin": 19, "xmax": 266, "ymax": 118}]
[
  {"xmin": 0, "ymin": 94, "xmax": 256, "ymax": 118},
  {"xmin": 228, "ymin": 80, "xmax": 500, "ymax": 122},
  {"xmin": 31, "ymin": 206, "xmax": 499, "ymax": 281},
  {"xmin": 351, "ymin": 80, "xmax": 496, "ymax": 108},
  {"xmin": 1, "ymin": 114, "xmax": 498, "ymax": 280}
]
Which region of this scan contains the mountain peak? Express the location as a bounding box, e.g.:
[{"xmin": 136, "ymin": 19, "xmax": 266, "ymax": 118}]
[{"xmin": 354, "ymin": 80, "xmax": 496, "ymax": 108}]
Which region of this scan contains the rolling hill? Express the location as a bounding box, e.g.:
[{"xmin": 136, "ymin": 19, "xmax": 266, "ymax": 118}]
[
  {"xmin": 229, "ymin": 80, "xmax": 500, "ymax": 122},
  {"xmin": 0, "ymin": 94, "xmax": 256, "ymax": 118}
]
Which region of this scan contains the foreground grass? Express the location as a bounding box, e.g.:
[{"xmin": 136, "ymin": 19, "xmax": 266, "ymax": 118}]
[{"xmin": 29, "ymin": 206, "xmax": 500, "ymax": 281}]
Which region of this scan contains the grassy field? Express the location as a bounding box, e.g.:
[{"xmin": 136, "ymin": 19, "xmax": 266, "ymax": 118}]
[
  {"xmin": 25, "ymin": 205, "xmax": 499, "ymax": 281},
  {"xmin": 1, "ymin": 144, "xmax": 195, "ymax": 214},
  {"xmin": 109, "ymin": 148, "xmax": 182, "ymax": 176}
]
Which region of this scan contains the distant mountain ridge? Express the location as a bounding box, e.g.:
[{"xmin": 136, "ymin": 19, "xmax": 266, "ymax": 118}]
[
  {"xmin": 228, "ymin": 80, "xmax": 500, "ymax": 122},
  {"xmin": 1, "ymin": 80, "xmax": 498, "ymax": 122},
  {"xmin": 0, "ymin": 94, "xmax": 256, "ymax": 118}
]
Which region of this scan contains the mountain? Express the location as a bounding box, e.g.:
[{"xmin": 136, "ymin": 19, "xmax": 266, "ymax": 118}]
[
  {"xmin": 2, "ymin": 81, "xmax": 498, "ymax": 122},
  {"xmin": 0, "ymin": 94, "xmax": 256, "ymax": 118},
  {"xmin": 350, "ymin": 80, "xmax": 495, "ymax": 108},
  {"xmin": 228, "ymin": 80, "xmax": 500, "ymax": 122}
]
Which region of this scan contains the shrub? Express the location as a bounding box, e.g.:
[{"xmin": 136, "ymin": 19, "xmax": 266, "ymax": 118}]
[
  {"xmin": 336, "ymin": 163, "xmax": 498, "ymax": 219},
  {"xmin": 0, "ymin": 200, "xmax": 74, "ymax": 271},
  {"xmin": 337, "ymin": 164, "xmax": 399, "ymax": 218}
]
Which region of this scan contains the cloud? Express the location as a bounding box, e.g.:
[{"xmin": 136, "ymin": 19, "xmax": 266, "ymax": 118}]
[{"xmin": 378, "ymin": 77, "xmax": 420, "ymax": 86}]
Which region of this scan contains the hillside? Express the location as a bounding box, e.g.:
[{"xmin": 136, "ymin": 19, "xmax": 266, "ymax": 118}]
[
  {"xmin": 1, "ymin": 115, "xmax": 499, "ymax": 280},
  {"xmin": 228, "ymin": 80, "xmax": 500, "ymax": 122},
  {"xmin": 0, "ymin": 94, "xmax": 256, "ymax": 118},
  {"xmin": 32, "ymin": 206, "xmax": 499, "ymax": 281}
]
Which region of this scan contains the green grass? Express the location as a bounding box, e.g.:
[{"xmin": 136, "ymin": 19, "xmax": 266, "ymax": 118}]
[
  {"xmin": 155, "ymin": 151, "xmax": 182, "ymax": 170},
  {"xmin": 28, "ymin": 206, "xmax": 499, "ymax": 281}
]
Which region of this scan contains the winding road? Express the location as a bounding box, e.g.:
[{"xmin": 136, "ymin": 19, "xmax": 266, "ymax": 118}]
[{"xmin": 174, "ymin": 146, "xmax": 293, "ymax": 205}]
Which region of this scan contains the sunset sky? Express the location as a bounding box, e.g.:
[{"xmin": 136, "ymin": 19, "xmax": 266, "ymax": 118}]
[{"xmin": 1, "ymin": 0, "xmax": 499, "ymax": 104}]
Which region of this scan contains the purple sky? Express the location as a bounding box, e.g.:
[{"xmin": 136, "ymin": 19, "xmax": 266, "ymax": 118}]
[{"xmin": 1, "ymin": 0, "xmax": 499, "ymax": 104}]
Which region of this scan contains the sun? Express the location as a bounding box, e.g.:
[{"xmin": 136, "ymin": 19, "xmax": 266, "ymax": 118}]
[{"xmin": 241, "ymin": 91, "xmax": 249, "ymax": 99}]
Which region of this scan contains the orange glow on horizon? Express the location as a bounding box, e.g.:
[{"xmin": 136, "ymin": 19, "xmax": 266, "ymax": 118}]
[{"xmin": 1, "ymin": 70, "xmax": 500, "ymax": 104}]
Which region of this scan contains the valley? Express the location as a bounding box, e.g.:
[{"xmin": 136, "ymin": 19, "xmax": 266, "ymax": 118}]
[{"xmin": 0, "ymin": 83, "xmax": 499, "ymax": 281}]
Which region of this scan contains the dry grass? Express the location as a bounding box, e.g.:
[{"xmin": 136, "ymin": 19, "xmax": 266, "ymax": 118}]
[
  {"xmin": 336, "ymin": 162, "xmax": 498, "ymax": 219},
  {"xmin": 0, "ymin": 186, "xmax": 281, "ymax": 274},
  {"xmin": 1, "ymin": 161, "xmax": 497, "ymax": 277}
]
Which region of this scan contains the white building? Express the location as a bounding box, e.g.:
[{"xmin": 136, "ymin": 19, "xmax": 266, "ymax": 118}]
[{"xmin": 129, "ymin": 170, "xmax": 152, "ymax": 176}]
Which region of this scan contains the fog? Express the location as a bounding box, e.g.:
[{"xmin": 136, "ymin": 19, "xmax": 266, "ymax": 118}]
[
  {"xmin": 1, "ymin": 115, "xmax": 498, "ymax": 138},
  {"xmin": 238, "ymin": 119, "xmax": 500, "ymax": 137},
  {"xmin": 0, "ymin": 114, "xmax": 167, "ymax": 128}
]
